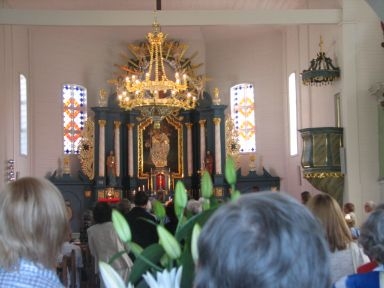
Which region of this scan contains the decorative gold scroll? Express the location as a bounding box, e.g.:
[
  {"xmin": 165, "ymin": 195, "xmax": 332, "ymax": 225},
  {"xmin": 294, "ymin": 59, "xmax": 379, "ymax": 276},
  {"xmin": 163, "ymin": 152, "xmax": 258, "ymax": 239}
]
[{"xmin": 78, "ymin": 118, "xmax": 95, "ymax": 180}]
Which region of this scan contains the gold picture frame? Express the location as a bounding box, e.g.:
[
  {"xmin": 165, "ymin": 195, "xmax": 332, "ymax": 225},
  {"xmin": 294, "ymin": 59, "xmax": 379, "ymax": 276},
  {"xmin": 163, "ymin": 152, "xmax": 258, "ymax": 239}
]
[{"xmin": 137, "ymin": 116, "xmax": 184, "ymax": 186}]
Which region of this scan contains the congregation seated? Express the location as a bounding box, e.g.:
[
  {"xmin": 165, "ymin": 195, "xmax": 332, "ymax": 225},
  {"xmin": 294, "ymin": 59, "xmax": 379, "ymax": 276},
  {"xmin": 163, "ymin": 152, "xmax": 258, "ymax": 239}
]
[
  {"xmin": 0, "ymin": 177, "xmax": 69, "ymax": 287},
  {"xmin": 117, "ymin": 198, "xmax": 132, "ymax": 218},
  {"xmin": 164, "ymin": 200, "xmax": 178, "ymax": 234},
  {"xmin": 307, "ymin": 193, "xmax": 369, "ymax": 284},
  {"xmin": 57, "ymin": 240, "xmax": 83, "ymax": 288},
  {"xmin": 194, "ymin": 192, "xmax": 331, "ymax": 288},
  {"xmin": 343, "ymin": 202, "xmax": 360, "ymax": 240},
  {"xmin": 87, "ymin": 202, "xmax": 133, "ymax": 288},
  {"xmin": 125, "ymin": 191, "xmax": 159, "ymax": 250},
  {"xmin": 334, "ymin": 207, "xmax": 384, "ymax": 287}
]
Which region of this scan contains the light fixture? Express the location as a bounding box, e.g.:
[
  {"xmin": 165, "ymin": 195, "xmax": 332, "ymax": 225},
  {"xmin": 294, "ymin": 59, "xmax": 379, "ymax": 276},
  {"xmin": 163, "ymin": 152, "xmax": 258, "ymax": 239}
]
[
  {"xmin": 301, "ymin": 36, "xmax": 340, "ymax": 86},
  {"xmin": 115, "ymin": 13, "xmax": 197, "ymax": 128}
]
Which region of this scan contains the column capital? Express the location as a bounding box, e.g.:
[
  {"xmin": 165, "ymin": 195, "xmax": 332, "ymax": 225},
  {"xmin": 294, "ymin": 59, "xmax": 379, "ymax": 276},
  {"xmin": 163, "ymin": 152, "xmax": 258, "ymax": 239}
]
[
  {"xmin": 213, "ymin": 117, "xmax": 221, "ymax": 125},
  {"xmin": 199, "ymin": 119, "xmax": 206, "ymax": 126},
  {"xmin": 98, "ymin": 120, "xmax": 106, "ymax": 127},
  {"xmin": 114, "ymin": 121, "xmax": 121, "ymax": 128}
]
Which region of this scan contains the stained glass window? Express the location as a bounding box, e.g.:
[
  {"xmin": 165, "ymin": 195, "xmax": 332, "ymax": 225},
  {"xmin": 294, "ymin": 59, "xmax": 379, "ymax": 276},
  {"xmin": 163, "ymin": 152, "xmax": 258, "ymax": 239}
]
[
  {"xmin": 63, "ymin": 84, "xmax": 87, "ymax": 154},
  {"xmin": 230, "ymin": 83, "xmax": 256, "ymax": 153}
]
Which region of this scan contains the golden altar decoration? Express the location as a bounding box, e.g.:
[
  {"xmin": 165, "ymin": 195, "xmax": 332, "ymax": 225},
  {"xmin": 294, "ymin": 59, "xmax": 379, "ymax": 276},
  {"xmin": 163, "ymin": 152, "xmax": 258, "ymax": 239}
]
[
  {"xmin": 138, "ymin": 115, "xmax": 184, "ymax": 189},
  {"xmin": 78, "ymin": 118, "xmax": 95, "ymax": 180}
]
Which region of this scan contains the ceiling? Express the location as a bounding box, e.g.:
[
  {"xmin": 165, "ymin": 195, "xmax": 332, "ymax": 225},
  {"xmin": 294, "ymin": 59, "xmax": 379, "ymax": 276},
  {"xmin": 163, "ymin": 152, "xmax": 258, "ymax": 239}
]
[
  {"xmin": 1, "ymin": 0, "xmax": 341, "ymax": 11},
  {"xmin": 0, "ymin": 0, "xmax": 345, "ymax": 40}
]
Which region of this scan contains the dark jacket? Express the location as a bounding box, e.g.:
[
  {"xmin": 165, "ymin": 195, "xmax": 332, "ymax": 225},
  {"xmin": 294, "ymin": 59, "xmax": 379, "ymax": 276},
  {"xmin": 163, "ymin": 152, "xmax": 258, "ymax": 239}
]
[{"xmin": 125, "ymin": 206, "xmax": 159, "ymax": 249}]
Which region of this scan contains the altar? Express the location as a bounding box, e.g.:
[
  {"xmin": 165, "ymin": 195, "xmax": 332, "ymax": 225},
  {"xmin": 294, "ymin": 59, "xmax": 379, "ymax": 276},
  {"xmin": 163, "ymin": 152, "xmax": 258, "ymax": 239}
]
[
  {"xmin": 50, "ymin": 16, "xmax": 280, "ymax": 234},
  {"xmin": 88, "ymin": 92, "xmax": 228, "ymax": 201}
]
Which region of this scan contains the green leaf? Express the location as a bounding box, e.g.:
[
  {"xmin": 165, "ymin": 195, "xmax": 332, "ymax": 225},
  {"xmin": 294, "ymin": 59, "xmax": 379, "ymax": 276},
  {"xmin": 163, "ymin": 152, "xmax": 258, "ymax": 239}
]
[
  {"xmin": 201, "ymin": 171, "xmax": 213, "ymax": 199},
  {"xmin": 157, "ymin": 225, "xmax": 181, "ymax": 260},
  {"xmin": 129, "ymin": 242, "xmax": 144, "ymax": 258},
  {"xmin": 175, "ymin": 207, "xmax": 217, "ymax": 243},
  {"xmin": 152, "ymin": 200, "xmax": 166, "ymax": 224},
  {"xmin": 112, "ymin": 209, "xmax": 131, "ymax": 243},
  {"xmin": 231, "ymin": 190, "xmax": 241, "ymax": 201},
  {"xmin": 179, "ymin": 244, "xmax": 195, "ymax": 288},
  {"xmin": 174, "ymin": 181, "xmax": 188, "ymax": 220},
  {"xmin": 128, "ymin": 243, "xmax": 165, "ymax": 286},
  {"xmin": 191, "ymin": 224, "xmax": 201, "ymax": 265},
  {"xmin": 99, "ymin": 261, "xmax": 126, "ymax": 288},
  {"xmin": 108, "ymin": 250, "xmax": 129, "ymax": 266},
  {"xmin": 225, "ymin": 156, "xmax": 237, "ymax": 186},
  {"xmin": 202, "ymin": 198, "xmax": 210, "ymax": 211}
]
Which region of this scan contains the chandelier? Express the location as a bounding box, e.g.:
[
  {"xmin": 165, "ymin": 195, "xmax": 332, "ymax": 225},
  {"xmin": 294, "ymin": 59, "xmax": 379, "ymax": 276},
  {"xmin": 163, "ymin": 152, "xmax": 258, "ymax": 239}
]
[
  {"xmin": 115, "ymin": 14, "xmax": 197, "ymax": 127},
  {"xmin": 301, "ymin": 36, "xmax": 340, "ymax": 86}
]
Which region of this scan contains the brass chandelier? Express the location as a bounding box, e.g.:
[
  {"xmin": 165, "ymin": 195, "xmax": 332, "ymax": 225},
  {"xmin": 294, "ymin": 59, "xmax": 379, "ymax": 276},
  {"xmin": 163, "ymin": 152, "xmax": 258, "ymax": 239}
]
[{"xmin": 115, "ymin": 15, "xmax": 197, "ymax": 127}]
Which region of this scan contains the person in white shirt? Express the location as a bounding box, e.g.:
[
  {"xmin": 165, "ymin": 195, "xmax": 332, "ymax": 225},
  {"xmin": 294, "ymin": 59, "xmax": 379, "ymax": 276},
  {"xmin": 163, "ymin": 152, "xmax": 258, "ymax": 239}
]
[{"xmin": 87, "ymin": 202, "xmax": 133, "ymax": 288}]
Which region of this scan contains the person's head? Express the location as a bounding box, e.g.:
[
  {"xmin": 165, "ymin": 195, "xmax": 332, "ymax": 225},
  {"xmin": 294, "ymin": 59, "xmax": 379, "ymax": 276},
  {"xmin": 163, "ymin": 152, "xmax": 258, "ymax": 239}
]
[
  {"xmin": 364, "ymin": 201, "xmax": 376, "ymax": 213},
  {"xmin": 118, "ymin": 198, "xmax": 132, "ymax": 214},
  {"xmin": 307, "ymin": 193, "xmax": 352, "ymax": 252},
  {"xmin": 343, "ymin": 202, "xmax": 355, "ymax": 214},
  {"xmin": 93, "ymin": 202, "xmax": 112, "ymax": 224},
  {"xmin": 300, "ymin": 191, "xmax": 311, "ymax": 204},
  {"xmin": 0, "ymin": 177, "xmax": 68, "ymax": 269},
  {"xmin": 195, "ymin": 192, "xmax": 330, "ymax": 288},
  {"xmin": 187, "ymin": 199, "xmax": 203, "ymax": 215},
  {"xmin": 134, "ymin": 191, "xmax": 149, "ymax": 207},
  {"xmin": 359, "ymin": 208, "xmax": 384, "ymax": 264}
]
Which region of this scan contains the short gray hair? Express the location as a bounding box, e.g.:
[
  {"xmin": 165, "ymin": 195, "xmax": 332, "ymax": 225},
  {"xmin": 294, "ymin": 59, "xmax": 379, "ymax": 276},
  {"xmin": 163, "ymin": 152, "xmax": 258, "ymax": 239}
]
[
  {"xmin": 359, "ymin": 208, "xmax": 384, "ymax": 263},
  {"xmin": 195, "ymin": 192, "xmax": 331, "ymax": 288}
]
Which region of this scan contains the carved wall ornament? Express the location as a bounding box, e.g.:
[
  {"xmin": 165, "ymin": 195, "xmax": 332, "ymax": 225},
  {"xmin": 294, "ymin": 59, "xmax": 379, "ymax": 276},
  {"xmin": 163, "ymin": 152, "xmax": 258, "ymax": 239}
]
[
  {"xmin": 78, "ymin": 118, "xmax": 95, "ymax": 180},
  {"xmin": 225, "ymin": 115, "xmax": 240, "ymax": 162}
]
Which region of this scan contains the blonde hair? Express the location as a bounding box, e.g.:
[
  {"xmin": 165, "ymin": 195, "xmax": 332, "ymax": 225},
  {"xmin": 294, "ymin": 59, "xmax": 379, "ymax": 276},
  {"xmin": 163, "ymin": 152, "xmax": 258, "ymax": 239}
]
[
  {"xmin": 0, "ymin": 177, "xmax": 69, "ymax": 269},
  {"xmin": 307, "ymin": 193, "xmax": 352, "ymax": 252}
]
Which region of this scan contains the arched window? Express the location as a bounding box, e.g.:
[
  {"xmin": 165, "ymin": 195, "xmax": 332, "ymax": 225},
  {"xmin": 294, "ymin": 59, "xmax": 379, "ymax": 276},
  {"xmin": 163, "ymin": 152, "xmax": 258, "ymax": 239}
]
[
  {"xmin": 230, "ymin": 83, "xmax": 256, "ymax": 153},
  {"xmin": 63, "ymin": 84, "xmax": 87, "ymax": 154},
  {"xmin": 288, "ymin": 73, "xmax": 298, "ymax": 156},
  {"xmin": 20, "ymin": 74, "xmax": 28, "ymax": 156}
]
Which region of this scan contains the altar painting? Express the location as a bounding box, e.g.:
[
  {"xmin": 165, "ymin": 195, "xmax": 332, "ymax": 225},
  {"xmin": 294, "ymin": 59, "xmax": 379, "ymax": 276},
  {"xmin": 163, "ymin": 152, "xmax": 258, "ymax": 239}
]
[{"xmin": 138, "ymin": 116, "xmax": 183, "ymax": 182}]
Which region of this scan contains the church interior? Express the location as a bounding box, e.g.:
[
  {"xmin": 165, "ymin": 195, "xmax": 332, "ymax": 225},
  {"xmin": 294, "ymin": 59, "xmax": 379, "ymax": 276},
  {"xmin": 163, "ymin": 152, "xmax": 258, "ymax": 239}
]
[{"xmin": 1, "ymin": 0, "xmax": 384, "ymax": 232}]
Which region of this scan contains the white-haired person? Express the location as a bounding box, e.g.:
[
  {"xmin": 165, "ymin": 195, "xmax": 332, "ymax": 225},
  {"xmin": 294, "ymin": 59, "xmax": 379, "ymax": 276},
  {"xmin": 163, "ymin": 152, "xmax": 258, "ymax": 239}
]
[
  {"xmin": 364, "ymin": 200, "xmax": 376, "ymax": 214},
  {"xmin": 0, "ymin": 177, "xmax": 69, "ymax": 287},
  {"xmin": 194, "ymin": 192, "xmax": 331, "ymax": 288},
  {"xmin": 333, "ymin": 208, "xmax": 384, "ymax": 287}
]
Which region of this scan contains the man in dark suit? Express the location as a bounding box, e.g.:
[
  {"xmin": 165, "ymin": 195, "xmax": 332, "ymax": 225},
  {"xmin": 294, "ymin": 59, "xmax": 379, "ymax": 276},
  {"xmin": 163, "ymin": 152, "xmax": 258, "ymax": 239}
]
[{"xmin": 125, "ymin": 191, "xmax": 159, "ymax": 249}]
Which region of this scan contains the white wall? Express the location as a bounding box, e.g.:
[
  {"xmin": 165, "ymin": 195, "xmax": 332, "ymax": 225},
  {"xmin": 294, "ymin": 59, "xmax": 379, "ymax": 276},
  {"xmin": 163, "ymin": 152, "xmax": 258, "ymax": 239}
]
[
  {"xmin": 205, "ymin": 29, "xmax": 286, "ymax": 190},
  {"xmin": 0, "ymin": 25, "xmax": 30, "ymax": 188},
  {"xmin": 340, "ymin": 0, "xmax": 384, "ymax": 224}
]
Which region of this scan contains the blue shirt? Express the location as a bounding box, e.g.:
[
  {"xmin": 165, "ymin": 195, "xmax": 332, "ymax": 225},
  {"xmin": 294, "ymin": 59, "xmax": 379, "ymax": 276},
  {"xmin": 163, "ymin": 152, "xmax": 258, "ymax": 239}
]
[
  {"xmin": 333, "ymin": 271, "xmax": 384, "ymax": 288},
  {"xmin": 0, "ymin": 258, "xmax": 63, "ymax": 288}
]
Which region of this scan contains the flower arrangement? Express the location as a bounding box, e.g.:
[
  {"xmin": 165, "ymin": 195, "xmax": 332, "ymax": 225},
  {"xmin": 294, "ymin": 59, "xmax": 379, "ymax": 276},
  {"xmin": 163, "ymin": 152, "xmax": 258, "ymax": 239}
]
[{"xmin": 99, "ymin": 156, "xmax": 239, "ymax": 288}]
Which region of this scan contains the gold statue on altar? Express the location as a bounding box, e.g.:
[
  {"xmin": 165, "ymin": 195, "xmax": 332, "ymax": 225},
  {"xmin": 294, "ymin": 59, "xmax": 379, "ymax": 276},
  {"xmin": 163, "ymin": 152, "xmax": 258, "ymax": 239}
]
[{"xmin": 146, "ymin": 127, "xmax": 170, "ymax": 168}]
